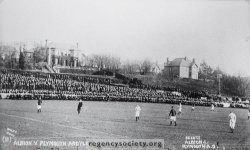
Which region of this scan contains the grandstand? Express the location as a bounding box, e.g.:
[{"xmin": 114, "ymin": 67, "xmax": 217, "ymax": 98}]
[{"xmin": 0, "ymin": 68, "xmax": 248, "ymax": 109}]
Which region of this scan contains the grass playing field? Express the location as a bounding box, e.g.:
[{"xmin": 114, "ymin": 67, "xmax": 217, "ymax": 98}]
[{"xmin": 0, "ymin": 100, "xmax": 249, "ymax": 150}]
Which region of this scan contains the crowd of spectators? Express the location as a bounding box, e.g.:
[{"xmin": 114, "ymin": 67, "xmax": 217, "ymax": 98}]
[
  {"xmin": 0, "ymin": 69, "xmax": 223, "ymax": 107},
  {"xmin": 58, "ymin": 68, "xmax": 95, "ymax": 75}
]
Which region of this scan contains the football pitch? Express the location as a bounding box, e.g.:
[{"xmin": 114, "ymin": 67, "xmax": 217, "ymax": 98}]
[{"xmin": 0, "ymin": 100, "xmax": 249, "ymax": 150}]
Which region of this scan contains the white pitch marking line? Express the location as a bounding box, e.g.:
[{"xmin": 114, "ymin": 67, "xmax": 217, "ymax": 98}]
[{"xmin": 0, "ymin": 112, "xmax": 129, "ymax": 139}]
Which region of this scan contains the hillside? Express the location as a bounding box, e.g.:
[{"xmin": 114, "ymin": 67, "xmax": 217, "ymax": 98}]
[{"xmin": 134, "ymin": 74, "xmax": 218, "ymax": 94}]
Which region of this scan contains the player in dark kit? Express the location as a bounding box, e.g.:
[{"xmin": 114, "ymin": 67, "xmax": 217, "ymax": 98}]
[
  {"xmin": 37, "ymin": 97, "xmax": 42, "ymax": 113},
  {"xmin": 169, "ymin": 106, "xmax": 177, "ymax": 126},
  {"xmin": 248, "ymin": 108, "xmax": 250, "ymax": 120},
  {"xmin": 77, "ymin": 99, "xmax": 83, "ymax": 114}
]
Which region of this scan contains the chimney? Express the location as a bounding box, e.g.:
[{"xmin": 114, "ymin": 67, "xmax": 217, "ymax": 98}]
[
  {"xmin": 192, "ymin": 58, "xmax": 195, "ymax": 63},
  {"xmin": 184, "ymin": 56, "xmax": 187, "ymax": 60},
  {"xmin": 166, "ymin": 57, "xmax": 169, "ymax": 65}
]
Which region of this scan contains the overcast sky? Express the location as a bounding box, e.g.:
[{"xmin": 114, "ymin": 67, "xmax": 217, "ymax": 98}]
[{"xmin": 0, "ymin": 0, "xmax": 250, "ymax": 76}]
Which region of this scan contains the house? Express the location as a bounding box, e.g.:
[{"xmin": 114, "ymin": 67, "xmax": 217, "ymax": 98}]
[
  {"xmin": 164, "ymin": 57, "xmax": 199, "ymax": 79},
  {"xmin": 151, "ymin": 62, "xmax": 162, "ymax": 74},
  {"xmin": 47, "ymin": 47, "xmax": 84, "ymax": 68}
]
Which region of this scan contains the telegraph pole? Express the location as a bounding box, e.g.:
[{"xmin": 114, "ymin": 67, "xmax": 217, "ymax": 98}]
[
  {"xmin": 219, "ymin": 76, "xmax": 221, "ymax": 95},
  {"xmin": 45, "ymin": 39, "xmax": 48, "ymax": 62},
  {"xmin": 217, "ymin": 74, "xmax": 222, "ymax": 95}
]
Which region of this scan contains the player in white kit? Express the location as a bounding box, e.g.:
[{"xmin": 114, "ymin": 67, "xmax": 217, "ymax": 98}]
[
  {"xmin": 178, "ymin": 103, "xmax": 182, "ymax": 115},
  {"xmin": 228, "ymin": 111, "xmax": 236, "ymax": 133},
  {"xmin": 37, "ymin": 97, "xmax": 42, "ymax": 113},
  {"xmin": 191, "ymin": 104, "xmax": 195, "ymax": 112},
  {"xmin": 211, "ymin": 104, "xmax": 215, "ymax": 111},
  {"xmin": 135, "ymin": 105, "xmax": 141, "ymax": 121}
]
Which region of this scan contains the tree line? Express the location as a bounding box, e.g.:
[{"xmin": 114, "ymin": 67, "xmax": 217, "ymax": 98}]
[{"xmin": 198, "ymin": 60, "xmax": 250, "ymax": 97}]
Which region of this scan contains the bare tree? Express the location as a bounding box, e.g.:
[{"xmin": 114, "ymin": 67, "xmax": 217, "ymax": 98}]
[
  {"xmin": 33, "ymin": 46, "xmax": 47, "ymax": 63},
  {"xmin": 121, "ymin": 61, "xmax": 140, "ymax": 74},
  {"xmin": 108, "ymin": 56, "xmax": 121, "ymax": 71},
  {"xmin": 140, "ymin": 59, "xmax": 152, "ymax": 75},
  {"xmin": 0, "ymin": 45, "xmax": 17, "ymax": 68},
  {"xmin": 92, "ymin": 54, "xmax": 105, "ymax": 70},
  {"xmin": 122, "ymin": 59, "xmax": 152, "ymax": 75},
  {"xmin": 199, "ymin": 60, "xmax": 213, "ymax": 81},
  {"xmin": 91, "ymin": 54, "xmax": 121, "ymax": 71}
]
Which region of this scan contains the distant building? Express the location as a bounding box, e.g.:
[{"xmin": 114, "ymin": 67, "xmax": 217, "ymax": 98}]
[
  {"xmin": 23, "ymin": 49, "xmax": 33, "ymax": 59},
  {"xmin": 151, "ymin": 63, "xmax": 162, "ymax": 74},
  {"xmin": 47, "ymin": 48, "xmax": 87, "ymax": 68},
  {"xmin": 164, "ymin": 57, "xmax": 199, "ymax": 79},
  {"xmin": 7, "ymin": 43, "xmax": 89, "ymax": 71}
]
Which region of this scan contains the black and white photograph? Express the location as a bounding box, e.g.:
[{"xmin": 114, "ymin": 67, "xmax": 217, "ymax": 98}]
[{"xmin": 0, "ymin": 0, "xmax": 250, "ymax": 149}]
